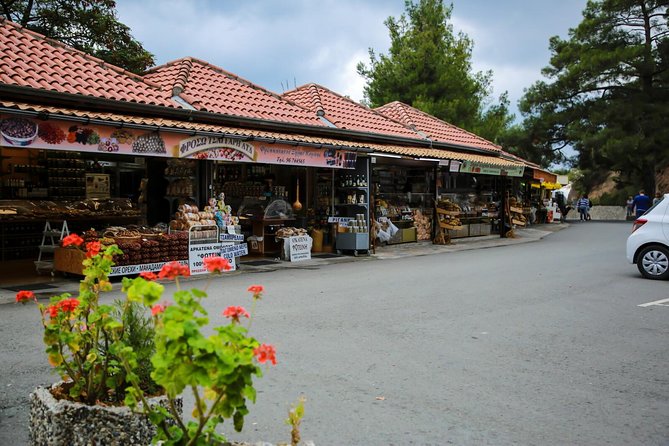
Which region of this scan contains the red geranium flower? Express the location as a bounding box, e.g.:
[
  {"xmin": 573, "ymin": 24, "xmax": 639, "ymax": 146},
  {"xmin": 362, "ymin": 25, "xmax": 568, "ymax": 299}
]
[
  {"xmin": 158, "ymin": 261, "xmax": 190, "ymax": 280},
  {"xmin": 204, "ymin": 256, "xmax": 232, "ymax": 273},
  {"xmin": 15, "ymin": 290, "xmax": 35, "ymax": 304},
  {"xmin": 62, "ymin": 234, "xmax": 84, "ymax": 247},
  {"xmin": 151, "ymin": 304, "xmax": 166, "ymax": 316},
  {"xmin": 47, "ymin": 304, "xmax": 60, "ymax": 319},
  {"xmin": 247, "ymin": 285, "xmax": 264, "ymax": 294},
  {"xmin": 222, "ymin": 305, "xmax": 250, "ymax": 323},
  {"xmin": 140, "ymin": 271, "xmax": 158, "ymax": 281},
  {"xmin": 85, "ymin": 241, "xmax": 102, "ymax": 258},
  {"xmin": 253, "ymin": 343, "xmax": 277, "ymax": 365},
  {"xmin": 58, "ymin": 298, "xmax": 79, "ymax": 313}
]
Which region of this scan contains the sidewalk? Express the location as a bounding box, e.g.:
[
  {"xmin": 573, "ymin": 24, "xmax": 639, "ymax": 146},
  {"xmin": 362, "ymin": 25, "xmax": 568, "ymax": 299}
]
[{"xmin": 0, "ymin": 223, "xmax": 568, "ymax": 305}]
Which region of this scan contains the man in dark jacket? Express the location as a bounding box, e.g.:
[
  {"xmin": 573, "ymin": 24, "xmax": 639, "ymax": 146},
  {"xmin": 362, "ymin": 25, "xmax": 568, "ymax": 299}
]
[{"xmin": 632, "ymin": 189, "xmax": 653, "ymax": 218}]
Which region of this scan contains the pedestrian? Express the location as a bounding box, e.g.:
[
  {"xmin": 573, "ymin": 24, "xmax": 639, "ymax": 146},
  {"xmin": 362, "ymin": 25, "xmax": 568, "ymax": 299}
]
[
  {"xmin": 632, "ymin": 189, "xmax": 653, "ymax": 218},
  {"xmin": 626, "ymin": 196, "xmax": 634, "ymax": 218},
  {"xmin": 576, "ymin": 194, "xmax": 590, "ymax": 221},
  {"xmin": 653, "ymin": 192, "xmax": 662, "ymax": 205}
]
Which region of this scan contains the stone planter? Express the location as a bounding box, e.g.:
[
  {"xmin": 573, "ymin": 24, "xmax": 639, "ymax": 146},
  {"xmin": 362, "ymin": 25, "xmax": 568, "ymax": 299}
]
[{"xmin": 30, "ymin": 382, "xmax": 182, "ymax": 446}]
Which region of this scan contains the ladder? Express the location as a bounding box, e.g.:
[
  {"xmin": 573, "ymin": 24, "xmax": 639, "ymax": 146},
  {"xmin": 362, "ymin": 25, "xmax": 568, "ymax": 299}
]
[{"xmin": 35, "ymin": 221, "xmax": 69, "ymax": 274}]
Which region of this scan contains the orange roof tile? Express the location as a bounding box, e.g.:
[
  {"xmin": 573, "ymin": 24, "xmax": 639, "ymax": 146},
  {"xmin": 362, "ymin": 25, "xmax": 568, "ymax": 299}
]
[
  {"xmin": 283, "ymin": 84, "xmax": 423, "ymax": 140},
  {"xmin": 0, "ymin": 19, "xmax": 173, "ymax": 107},
  {"xmin": 144, "ymin": 58, "xmax": 323, "ymax": 126},
  {"xmin": 375, "ymin": 101, "xmax": 502, "ymax": 153}
]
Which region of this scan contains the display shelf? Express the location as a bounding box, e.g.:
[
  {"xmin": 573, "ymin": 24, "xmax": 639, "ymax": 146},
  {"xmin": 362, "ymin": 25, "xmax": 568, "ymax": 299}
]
[{"xmin": 334, "ymin": 159, "xmax": 370, "ymax": 254}]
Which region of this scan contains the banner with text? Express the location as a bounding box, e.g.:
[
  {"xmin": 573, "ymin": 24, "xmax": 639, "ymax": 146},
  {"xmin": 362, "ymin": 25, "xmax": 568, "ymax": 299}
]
[
  {"xmin": 186, "ymin": 139, "xmax": 357, "ymax": 169},
  {"xmin": 458, "ymin": 160, "xmax": 524, "ymax": 177}
]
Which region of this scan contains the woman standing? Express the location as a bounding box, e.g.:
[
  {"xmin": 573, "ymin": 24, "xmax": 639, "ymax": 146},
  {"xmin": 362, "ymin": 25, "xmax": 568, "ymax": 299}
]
[{"xmin": 577, "ymin": 195, "xmax": 590, "ymax": 221}]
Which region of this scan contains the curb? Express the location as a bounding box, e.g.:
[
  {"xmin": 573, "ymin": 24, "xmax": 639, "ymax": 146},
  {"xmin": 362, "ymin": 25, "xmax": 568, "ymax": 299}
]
[{"xmin": 0, "ymin": 224, "xmax": 568, "ymax": 305}]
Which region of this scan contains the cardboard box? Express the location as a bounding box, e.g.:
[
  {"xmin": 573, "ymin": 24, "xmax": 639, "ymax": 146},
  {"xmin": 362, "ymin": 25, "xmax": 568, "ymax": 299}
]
[{"xmin": 401, "ymin": 227, "xmax": 417, "ymax": 242}]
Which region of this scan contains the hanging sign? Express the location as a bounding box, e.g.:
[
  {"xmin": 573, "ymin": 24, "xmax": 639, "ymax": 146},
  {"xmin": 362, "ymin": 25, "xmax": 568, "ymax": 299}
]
[
  {"xmin": 187, "ymin": 138, "xmax": 357, "ymax": 169},
  {"xmin": 179, "ymin": 136, "xmax": 256, "ymax": 160},
  {"xmin": 459, "ymin": 160, "xmax": 524, "ymax": 177}
]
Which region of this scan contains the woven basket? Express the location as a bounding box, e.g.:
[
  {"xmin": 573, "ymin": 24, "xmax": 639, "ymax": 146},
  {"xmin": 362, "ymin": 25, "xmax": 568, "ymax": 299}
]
[{"xmin": 114, "ymin": 236, "xmax": 142, "ymax": 243}]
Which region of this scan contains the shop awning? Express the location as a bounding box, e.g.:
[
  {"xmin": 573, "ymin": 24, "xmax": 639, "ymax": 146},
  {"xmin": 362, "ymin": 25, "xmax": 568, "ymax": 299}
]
[
  {"xmin": 366, "ymin": 143, "xmax": 525, "ymax": 167},
  {"xmin": 1, "ymin": 101, "xmax": 524, "ymax": 174},
  {"xmin": 0, "ymin": 100, "xmax": 376, "ymax": 152}
]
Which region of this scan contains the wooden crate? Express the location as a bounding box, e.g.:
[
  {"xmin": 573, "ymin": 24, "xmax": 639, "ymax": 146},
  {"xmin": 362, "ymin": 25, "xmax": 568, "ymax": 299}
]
[{"xmin": 54, "ymin": 247, "xmax": 86, "ymax": 275}]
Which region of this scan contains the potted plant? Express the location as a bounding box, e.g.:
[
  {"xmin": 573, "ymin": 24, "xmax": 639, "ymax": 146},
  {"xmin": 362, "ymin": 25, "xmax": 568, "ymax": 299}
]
[{"xmin": 17, "ymin": 234, "xmax": 278, "ymax": 445}]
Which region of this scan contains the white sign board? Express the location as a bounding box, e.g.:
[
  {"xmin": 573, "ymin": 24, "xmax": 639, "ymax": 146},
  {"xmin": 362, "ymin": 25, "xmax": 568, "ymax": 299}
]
[
  {"xmin": 328, "ymin": 216, "xmax": 353, "ymax": 226},
  {"xmin": 219, "ymin": 233, "xmax": 245, "ymax": 242},
  {"xmin": 189, "ymin": 243, "xmax": 230, "ymax": 275},
  {"xmin": 220, "ymin": 243, "xmax": 249, "ymax": 259},
  {"xmin": 109, "ymin": 260, "xmax": 188, "ymax": 277},
  {"xmin": 288, "ymin": 236, "xmax": 312, "ymax": 262}
]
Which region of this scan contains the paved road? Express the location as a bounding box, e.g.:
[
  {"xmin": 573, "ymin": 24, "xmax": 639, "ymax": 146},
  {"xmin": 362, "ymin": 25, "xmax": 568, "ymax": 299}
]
[{"xmin": 1, "ymin": 222, "xmax": 667, "ymax": 445}]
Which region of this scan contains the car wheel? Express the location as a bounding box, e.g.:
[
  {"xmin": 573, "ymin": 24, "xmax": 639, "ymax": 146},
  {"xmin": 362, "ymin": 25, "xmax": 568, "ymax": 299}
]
[{"xmin": 637, "ymin": 245, "xmax": 669, "ymax": 280}]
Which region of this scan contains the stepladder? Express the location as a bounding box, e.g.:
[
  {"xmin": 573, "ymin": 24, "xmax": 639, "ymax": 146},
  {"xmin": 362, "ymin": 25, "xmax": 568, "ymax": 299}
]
[{"xmin": 35, "ymin": 221, "xmax": 69, "ymax": 274}]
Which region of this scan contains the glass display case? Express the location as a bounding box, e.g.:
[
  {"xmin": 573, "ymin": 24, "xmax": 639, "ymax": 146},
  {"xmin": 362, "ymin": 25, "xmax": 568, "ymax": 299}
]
[
  {"xmin": 237, "ymin": 197, "xmax": 294, "ymax": 220},
  {"xmin": 237, "ymin": 197, "xmax": 295, "ymax": 255}
]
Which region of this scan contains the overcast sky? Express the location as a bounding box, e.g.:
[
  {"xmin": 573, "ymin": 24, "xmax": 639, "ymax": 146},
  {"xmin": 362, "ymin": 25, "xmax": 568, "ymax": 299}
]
[{"xmin": 116, "ymin": 0, "xmax": 588, "ymax": 122}]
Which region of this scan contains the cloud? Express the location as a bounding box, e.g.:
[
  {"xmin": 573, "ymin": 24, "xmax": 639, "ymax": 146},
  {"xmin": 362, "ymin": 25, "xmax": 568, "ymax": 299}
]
[{"xmin": 115, "ymin": 0, "xmax": 587, "ymax": 120}]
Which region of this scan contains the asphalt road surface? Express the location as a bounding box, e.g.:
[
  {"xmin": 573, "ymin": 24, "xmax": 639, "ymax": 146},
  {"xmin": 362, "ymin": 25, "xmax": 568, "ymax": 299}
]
[{"xmin": 1, "ymin": 222, "xmax": 667, "ymax": 445}]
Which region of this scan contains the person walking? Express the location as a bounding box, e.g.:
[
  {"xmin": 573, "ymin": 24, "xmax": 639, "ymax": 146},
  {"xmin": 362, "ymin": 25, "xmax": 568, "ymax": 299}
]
[
  {"xmin": 626, "ymin": 196, "xmax": 634, "ymax": 218},
  {"xmin": 653, "ymin": 192, "xmax": 662, "ymax": 205},
  {"xmin": 577, "ymin": 195, "xmax": 590, "ymax": 221},
  {"xmin": 632, "ymin": 189, "xmax": 653, "ymax": 218}
]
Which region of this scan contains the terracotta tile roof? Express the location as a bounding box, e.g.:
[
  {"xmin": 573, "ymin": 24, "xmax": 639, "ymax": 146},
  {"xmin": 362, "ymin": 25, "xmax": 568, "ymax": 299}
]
[
  {"xmin": 500, "ymin": 150, "xmax": 543, "ymax": 169},
  {"xmin": 0, "ymin": 100, "xmax": 369, "ymax": 149},
  {"xmin": 144, "ymin": 58, "xmax": 323, "ymax": 126},
  {"xmin": 282, "ymin": 84, "xmax": 423, "ymax": 140},
  {"xmin": 0, "ymin": 19, "xmax": 173, "ymax": 107},
  {"xmin": 375, "ymin": 101, "xmax": 502, "ymax": 153}
]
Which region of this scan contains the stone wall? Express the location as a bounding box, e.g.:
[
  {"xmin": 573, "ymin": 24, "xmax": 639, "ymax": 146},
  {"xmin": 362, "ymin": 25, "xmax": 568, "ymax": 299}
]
[{"xmin": 566, "ymin": 205, "xmax": 629, "ymax": 221}]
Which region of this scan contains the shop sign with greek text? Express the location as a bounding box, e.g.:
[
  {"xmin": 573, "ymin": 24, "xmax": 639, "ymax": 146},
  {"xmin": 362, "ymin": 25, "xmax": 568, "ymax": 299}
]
[
  {"xmin": 328, "ymin": 216, "xmax": 353, "ymax": 226},
  {"xmin": 219, "ymin": 233, "xmax": 245, "ymax": 242},
  {"xmin": 459, "ymin": 160, "xmax": 524, "ymax": 177},
  {"xmin": 109, "ymin": 260, "xmax": 188, "ymax": 277},
  {"xmin": 220, "ymin": 243, "xmax": 249, "ymax": 259},
  {"xmin": 289, "ymin": 236, "xmax": 312, "ymax": 262},
  {"xmin": 187, "ymin": 139, "xmax": 357, "ymax": 169},
  {"xmin": 179, "ymin": 136, "xmax": 256, "ymax": 160},
  {"xmin": 189, "ymin": 243, "xmax": 237, "ymax": 275}
]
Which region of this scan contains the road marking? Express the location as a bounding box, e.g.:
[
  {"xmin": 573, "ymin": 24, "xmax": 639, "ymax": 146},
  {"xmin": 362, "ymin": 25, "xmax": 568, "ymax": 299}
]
[{"xmin": 638, "ymin": 298, "xmax": 669, "ymax": 307}]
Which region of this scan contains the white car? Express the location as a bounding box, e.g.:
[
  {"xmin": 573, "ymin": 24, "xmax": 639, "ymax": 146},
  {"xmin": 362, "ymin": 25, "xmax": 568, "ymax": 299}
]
[{"xmin": 626, "ymin": 193, "xmax": 669, "ymax": 280}]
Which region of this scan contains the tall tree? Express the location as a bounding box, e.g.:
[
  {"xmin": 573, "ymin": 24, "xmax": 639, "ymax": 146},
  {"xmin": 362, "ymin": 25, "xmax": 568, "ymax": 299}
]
[
  {"xmin": 519, "ymin": 0, "xmax": 669, "ymax": 192},
  {"xmin": 357, "ymin": 0, "xmax": 513, "ymax": 142},
  {"xmin": 0, "ymin": 0, "xmax": 154, "ymax": 74}
]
